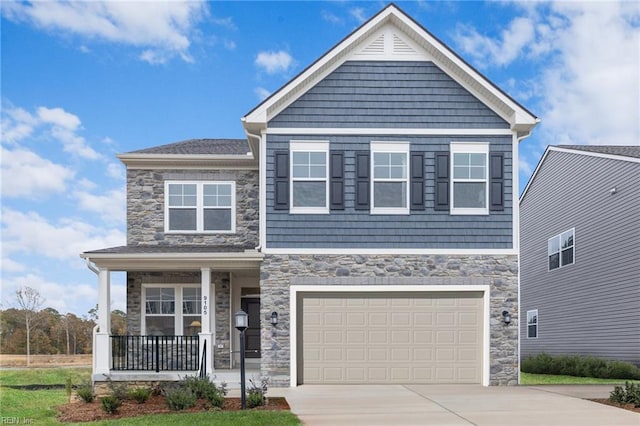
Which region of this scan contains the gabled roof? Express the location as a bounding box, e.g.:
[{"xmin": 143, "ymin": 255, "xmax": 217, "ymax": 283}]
[
  {"xmin": 520, "ymin": 145, "xmax": 640, "ymax": 202},
  {"xmin": 555, "ymin": 145, "xmax": 640, "ymax": 159},
  {"xmin": 242, "ymin": 3, "xmax": 538, "ymax": 137},
  {"xmin": 117, "ymin": 138, "xmax": 257, "ymax": 169}
]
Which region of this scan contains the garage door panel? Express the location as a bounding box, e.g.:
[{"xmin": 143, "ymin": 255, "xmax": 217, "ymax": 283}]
[{"xmin": 302, "ymin": 292, "xmax": 483, "ymax": 384}]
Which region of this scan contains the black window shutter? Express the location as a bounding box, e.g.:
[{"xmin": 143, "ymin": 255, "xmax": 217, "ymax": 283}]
[
  {"xmin": 274, "ymin": 151, "xmax": 289, "ymax": 210},
  {"xmin": 489, "ymin": 152, "xmax": 504, "ymax": 211},
  {"xmin": 434, "ymin": 152, "xmax": 450, "ymax": 211},
  {"xmin": 330, "ymin": 151, "xmax": 345, "ymax": 210},
  {"xmin": 410, "ymin": 152, "xmax": 425, "ymax": 210},
  {"xmin": 355, "ymin": 151, "xmax": 370, "ymax": 210}
]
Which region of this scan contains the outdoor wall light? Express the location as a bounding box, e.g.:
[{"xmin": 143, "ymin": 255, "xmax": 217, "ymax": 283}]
[
  {"xmin": 271, "ymin": 311, "xmax": 278, "ymax": 326},
  {"xmin": 502, "ymin": 310, "xmax": 512, "ymax": 325}
]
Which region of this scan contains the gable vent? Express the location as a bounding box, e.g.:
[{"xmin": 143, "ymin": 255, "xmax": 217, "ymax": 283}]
[
  {"xmin": 361, "ymin": 34, "xmax": 385, "ymax": 54},
  {"xmin": 393, "ymin": 33, "xmax": 416, "ymax": 54}
]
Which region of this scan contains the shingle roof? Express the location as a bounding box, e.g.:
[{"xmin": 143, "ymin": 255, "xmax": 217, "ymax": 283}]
[
  {"xmin": 557, "ymin": 145, "xmax": 640, "ymax": 159},
  {"xmin": 83, "ymin": 245, "xmax": 251, "ymax": 255},
  {"xmin": 127, "ymin": 139, "xmax": 250, "ymax": 156}
]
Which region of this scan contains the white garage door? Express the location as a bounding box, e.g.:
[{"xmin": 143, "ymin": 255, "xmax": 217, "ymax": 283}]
[{"xmin": 300, "ymin": 291, "xmax": 483, "ymax": 384}]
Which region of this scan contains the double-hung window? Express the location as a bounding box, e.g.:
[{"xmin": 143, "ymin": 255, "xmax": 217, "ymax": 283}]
[
  {"xmin": 165, "ymin": 181, "xmax": 235, "ymax": 233},
  {"xmin": 371, "ymin": 142, "xmax": 409, "ymax": 214},
  {"xmin": 548, "ymin": 228, "xmax": 574, "ymax": 270},
  {"xmin": 450, "ymin": 143, "xmax": 489, "ymax": 215},
  {"xmin": 290, "ymin": 141, "xmax": 329, "ymax": 213},
  {"xmin": 527, "ymin": 309, "xmax": 538, "ymax": 338},
  {"xmin": 144, "ymin": 285, "xmax": 202, "ymax": 336}
]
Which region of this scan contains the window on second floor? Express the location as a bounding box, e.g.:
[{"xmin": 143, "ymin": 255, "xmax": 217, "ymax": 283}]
[
  {"xmin": 527, "ymin": 309, "xmax": 538, "ymax": 338},
  {"xmin": 371, "ymin": 142, "xmax": 409, "ymax": 214},
  {"xmin": 548, "ymin": 228, "xmax": 574, "ymax": 270},
  {"xmin": 290, "ymin": 141, "xmax": 329, "ymax": 213},
  {"xmin": 450, "ymin": 143, "xmax": 489, "ymax": 215},
  {"xmin": 165, "ymin": 181, "xmax": 235, "ymax": 233}
]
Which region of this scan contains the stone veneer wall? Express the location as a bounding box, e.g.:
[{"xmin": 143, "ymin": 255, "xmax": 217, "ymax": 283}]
[
  {"xmin": 127, "ymin": 271, "xmax": 231, "ymax": 369},
  {"xmin": 126, "ymin": 169, "xmax": 258, "ymax": 247},
  {"xmin": 260, "ymin": 254, "xmax": 519, "ymax": 387}
]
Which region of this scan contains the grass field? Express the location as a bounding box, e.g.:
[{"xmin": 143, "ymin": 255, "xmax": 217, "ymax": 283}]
[
  {"xmin": 0, "ymin": 367, "xmax": 299, "ymax": 425},
  {"xmin": 520, "ymin": 372, "xmax": 640, "ymax": 385}
]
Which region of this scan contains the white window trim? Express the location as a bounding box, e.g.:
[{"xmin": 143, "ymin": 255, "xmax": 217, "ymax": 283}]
[
  {"xmin": 164, "ymin": 181, "xmax": 236, "ymax": 234},
  {"xmin": 370, "ymin": 141, "xmax": 410, "ymax": 215},
  {"xmin": 527, "ymin": 309, "xmax": 538, "ymax": 339},
  {"xmin": 289, "ymin": 141, "xmax": 330, "ymax": 214},
  {"xmin": 450, "ymin": 142, "xmax": 489, "ymax": 215},
  {"xmin": 548, "ymin": 228, "xmax": 575, "ymax": 271},
  {"xmin": 142, "ymin": 284, "xmax": 202, "ymax": 337}
]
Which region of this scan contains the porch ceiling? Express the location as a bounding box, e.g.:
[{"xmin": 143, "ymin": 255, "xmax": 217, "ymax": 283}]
[{"xmin": 80, "ymin": 245, "xmax": 263, "ymax": 271}]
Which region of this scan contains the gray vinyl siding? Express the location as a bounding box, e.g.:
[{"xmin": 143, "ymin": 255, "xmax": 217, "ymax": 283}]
[
  {"xmin": 265, "ymin": 134, "xmax": 514, "ymax": 249},
  {"xmin": 269, "ymin": 61, "xmax": 509, "ymax": 129},
  {"xmin": 520, "ymin": 151, "xmax": 640, "ymax": 365}
]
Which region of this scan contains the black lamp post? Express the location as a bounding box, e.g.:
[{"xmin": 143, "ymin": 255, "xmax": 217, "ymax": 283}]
[{"xmin": 234, "ymin": 309, "xmax": 248, "ymax": 409}]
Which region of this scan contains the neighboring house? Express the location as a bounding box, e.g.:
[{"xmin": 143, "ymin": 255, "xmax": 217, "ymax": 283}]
[
  {"xmin": 520, "ymin": 145, "xmax": 640, "ymax": 366},
  {"xmin": 81, "ymin": 4, "xmax": 538, "ymax": 390}
]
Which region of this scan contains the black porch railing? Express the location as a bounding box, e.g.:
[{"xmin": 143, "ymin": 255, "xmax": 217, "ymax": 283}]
[{"xmin": 111, "ymin": 335, "xmax": 199, "ymax": 372}]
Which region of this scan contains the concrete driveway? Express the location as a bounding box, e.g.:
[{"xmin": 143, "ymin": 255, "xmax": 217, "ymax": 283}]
[{"xmin": 269, "ymin": 384, "xmax": 640, "ymax": 425}]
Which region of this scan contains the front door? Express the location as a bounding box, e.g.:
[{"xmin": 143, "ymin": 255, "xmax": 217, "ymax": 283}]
[{"xmin": 241, "ymin": 297, "xmax": 261, "ymax": 358}]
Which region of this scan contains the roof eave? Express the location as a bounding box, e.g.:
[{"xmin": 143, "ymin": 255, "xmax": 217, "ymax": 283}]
[
  {"xmin": 117, "ymin": 153, "xmax": 258, "ymax": 170},
  {"xmin": 80, "ymin": 250, "xmax": 264, "ymax": 271}
]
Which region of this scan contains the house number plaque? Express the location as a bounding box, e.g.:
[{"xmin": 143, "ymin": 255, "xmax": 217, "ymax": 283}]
[{"xmin": 202, "ymin": 295, "xmax": 208, "ymax": 316}]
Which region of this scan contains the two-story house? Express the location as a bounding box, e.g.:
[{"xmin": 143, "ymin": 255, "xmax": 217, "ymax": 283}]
[
  {"xmin": 520, "ymin": 145, "xmax": 640, "ymax": 366},
  {"xmin": 81, "ymin": 4, "xmax": 538, "ymax": 391}
]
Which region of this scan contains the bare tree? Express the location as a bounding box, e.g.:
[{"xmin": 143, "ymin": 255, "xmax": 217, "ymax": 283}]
[{"xmin": 15, "ymin": 286, "xmax": 45, "ymax": 367}]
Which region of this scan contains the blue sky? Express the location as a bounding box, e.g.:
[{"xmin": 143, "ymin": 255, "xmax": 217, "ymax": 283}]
[{"xmin": 1, "ymin": 1, "xmax": 638, "ymax": 316}]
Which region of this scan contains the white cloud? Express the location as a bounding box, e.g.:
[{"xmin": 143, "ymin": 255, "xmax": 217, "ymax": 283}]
[
  {"xmin": 1, "ymin": 0, "xmax": 208, "ymax": 64},
  {"xmin": 37, "ymin": 107, "xmax": 81, "ymax": 130},
  {"xmin": 73, "ymin": 187, "xmax": 126, "ymax": 224},
  {"xmin": 1, "ymin": 257, "xmax": 27, "ymax": 273},
  {"xmin": 106, "ymin": 162, "xmax": 125, "ymax": 180},
  {"xmin": 350, "ymin": 7, "xmax": 367, "ymax": 24},
  {"xmin": 0, "ymin": 146, "xmax": 75, "ymax": 198},
  {"xmin": 1, "ymin": 208, "xmax": 126, "ymax": 261},
  {"xmin": 255, "ymin": 50, "xmax": 294, "ymax": 75},
  {"xmin": 321, "ymin": 10, "xmax": 342, "ymax": 25},
  {"xmin": 454, "ymin": 17, "xmax": 535, "ymax": 68},
  {"xmin": 254, "ymin": 87, "xmax": 271, "ymax": 101},
  {"xmin": 537, "ymin": 1, "xmax": 640, "ymax": 147},
  {"xmin": 1, "ymin": 104, "xmax": 101, "ymax": 159}
]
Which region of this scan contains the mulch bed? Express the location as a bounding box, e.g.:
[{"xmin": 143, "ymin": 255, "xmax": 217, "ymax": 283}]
[
  {"xmin": 589, "ymin": 398, "xmax": 640, "ymax": 414},
  {"xmin": 57, "ymin": 395, "xmax": 290, "ymax": 423}
]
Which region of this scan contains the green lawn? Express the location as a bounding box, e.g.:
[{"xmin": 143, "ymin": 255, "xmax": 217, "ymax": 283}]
[
  {"xmin": 0, "ymin": 368, "xmax": 300, "ymax": 425},
  {"xmin": 521, "ymin": 372, "xmax": 640, "ymax": 385}
]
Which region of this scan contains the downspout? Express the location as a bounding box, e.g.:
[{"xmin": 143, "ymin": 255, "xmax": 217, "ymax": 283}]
[{"xmin": 244, "ymin": 128, "xmax": 264, "ymax": 251}]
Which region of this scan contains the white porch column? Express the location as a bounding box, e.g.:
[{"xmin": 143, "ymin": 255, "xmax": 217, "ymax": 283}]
[
  {"xmin": 94, "ymin": 268, "xmax": 111, "ymax": 375},
  {"xmin": 199, "ymin": 267, "xmax": 213, "ymax": 376}
]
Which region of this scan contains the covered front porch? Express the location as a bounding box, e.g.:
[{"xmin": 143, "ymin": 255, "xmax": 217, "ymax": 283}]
[{"xmin": 80, "ymin": 245, "xmax": 263, "ymax": 389}]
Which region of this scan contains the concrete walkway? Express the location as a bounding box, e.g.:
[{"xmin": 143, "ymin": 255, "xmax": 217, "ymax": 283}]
[{"xmin": 267, "ymin": 384, "xmax": 640, "ymax": 425}]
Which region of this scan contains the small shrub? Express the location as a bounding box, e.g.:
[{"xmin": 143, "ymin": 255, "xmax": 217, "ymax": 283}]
[
  {"xmin": 522, "ymin": 353, "xmax": 640, "ymax": 380},
  {"xmin": 76, "ymin": 381, "xmax": 95, "ymax": 403},
  {"xmin": 182, "ymin": 375, "xmax": 215, "ymax": 399},
  {"xmin": 104, "ymin": 376, "xmax": 129, "ymax": 401},
  {"xmin": 128, "ymin": 387, "xmax": 152, "ymax": 404},
  {"xmin": 203, "ymin": 382, "xmax": 228, "ymax": 409},
  {"xmin": 610, "ymin": 382, "xmax": 640, "ymax": 407},
  {"xmin": 166, "ymin": 387, "xmax": 197, "ymax": 411},
  {"xmin": 101, "ymin": 395, "xmax": 122, "ymax": 414},
  {"xmin": 246, "ymin": 377, "xmax": 268, "ymax": 408}
]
